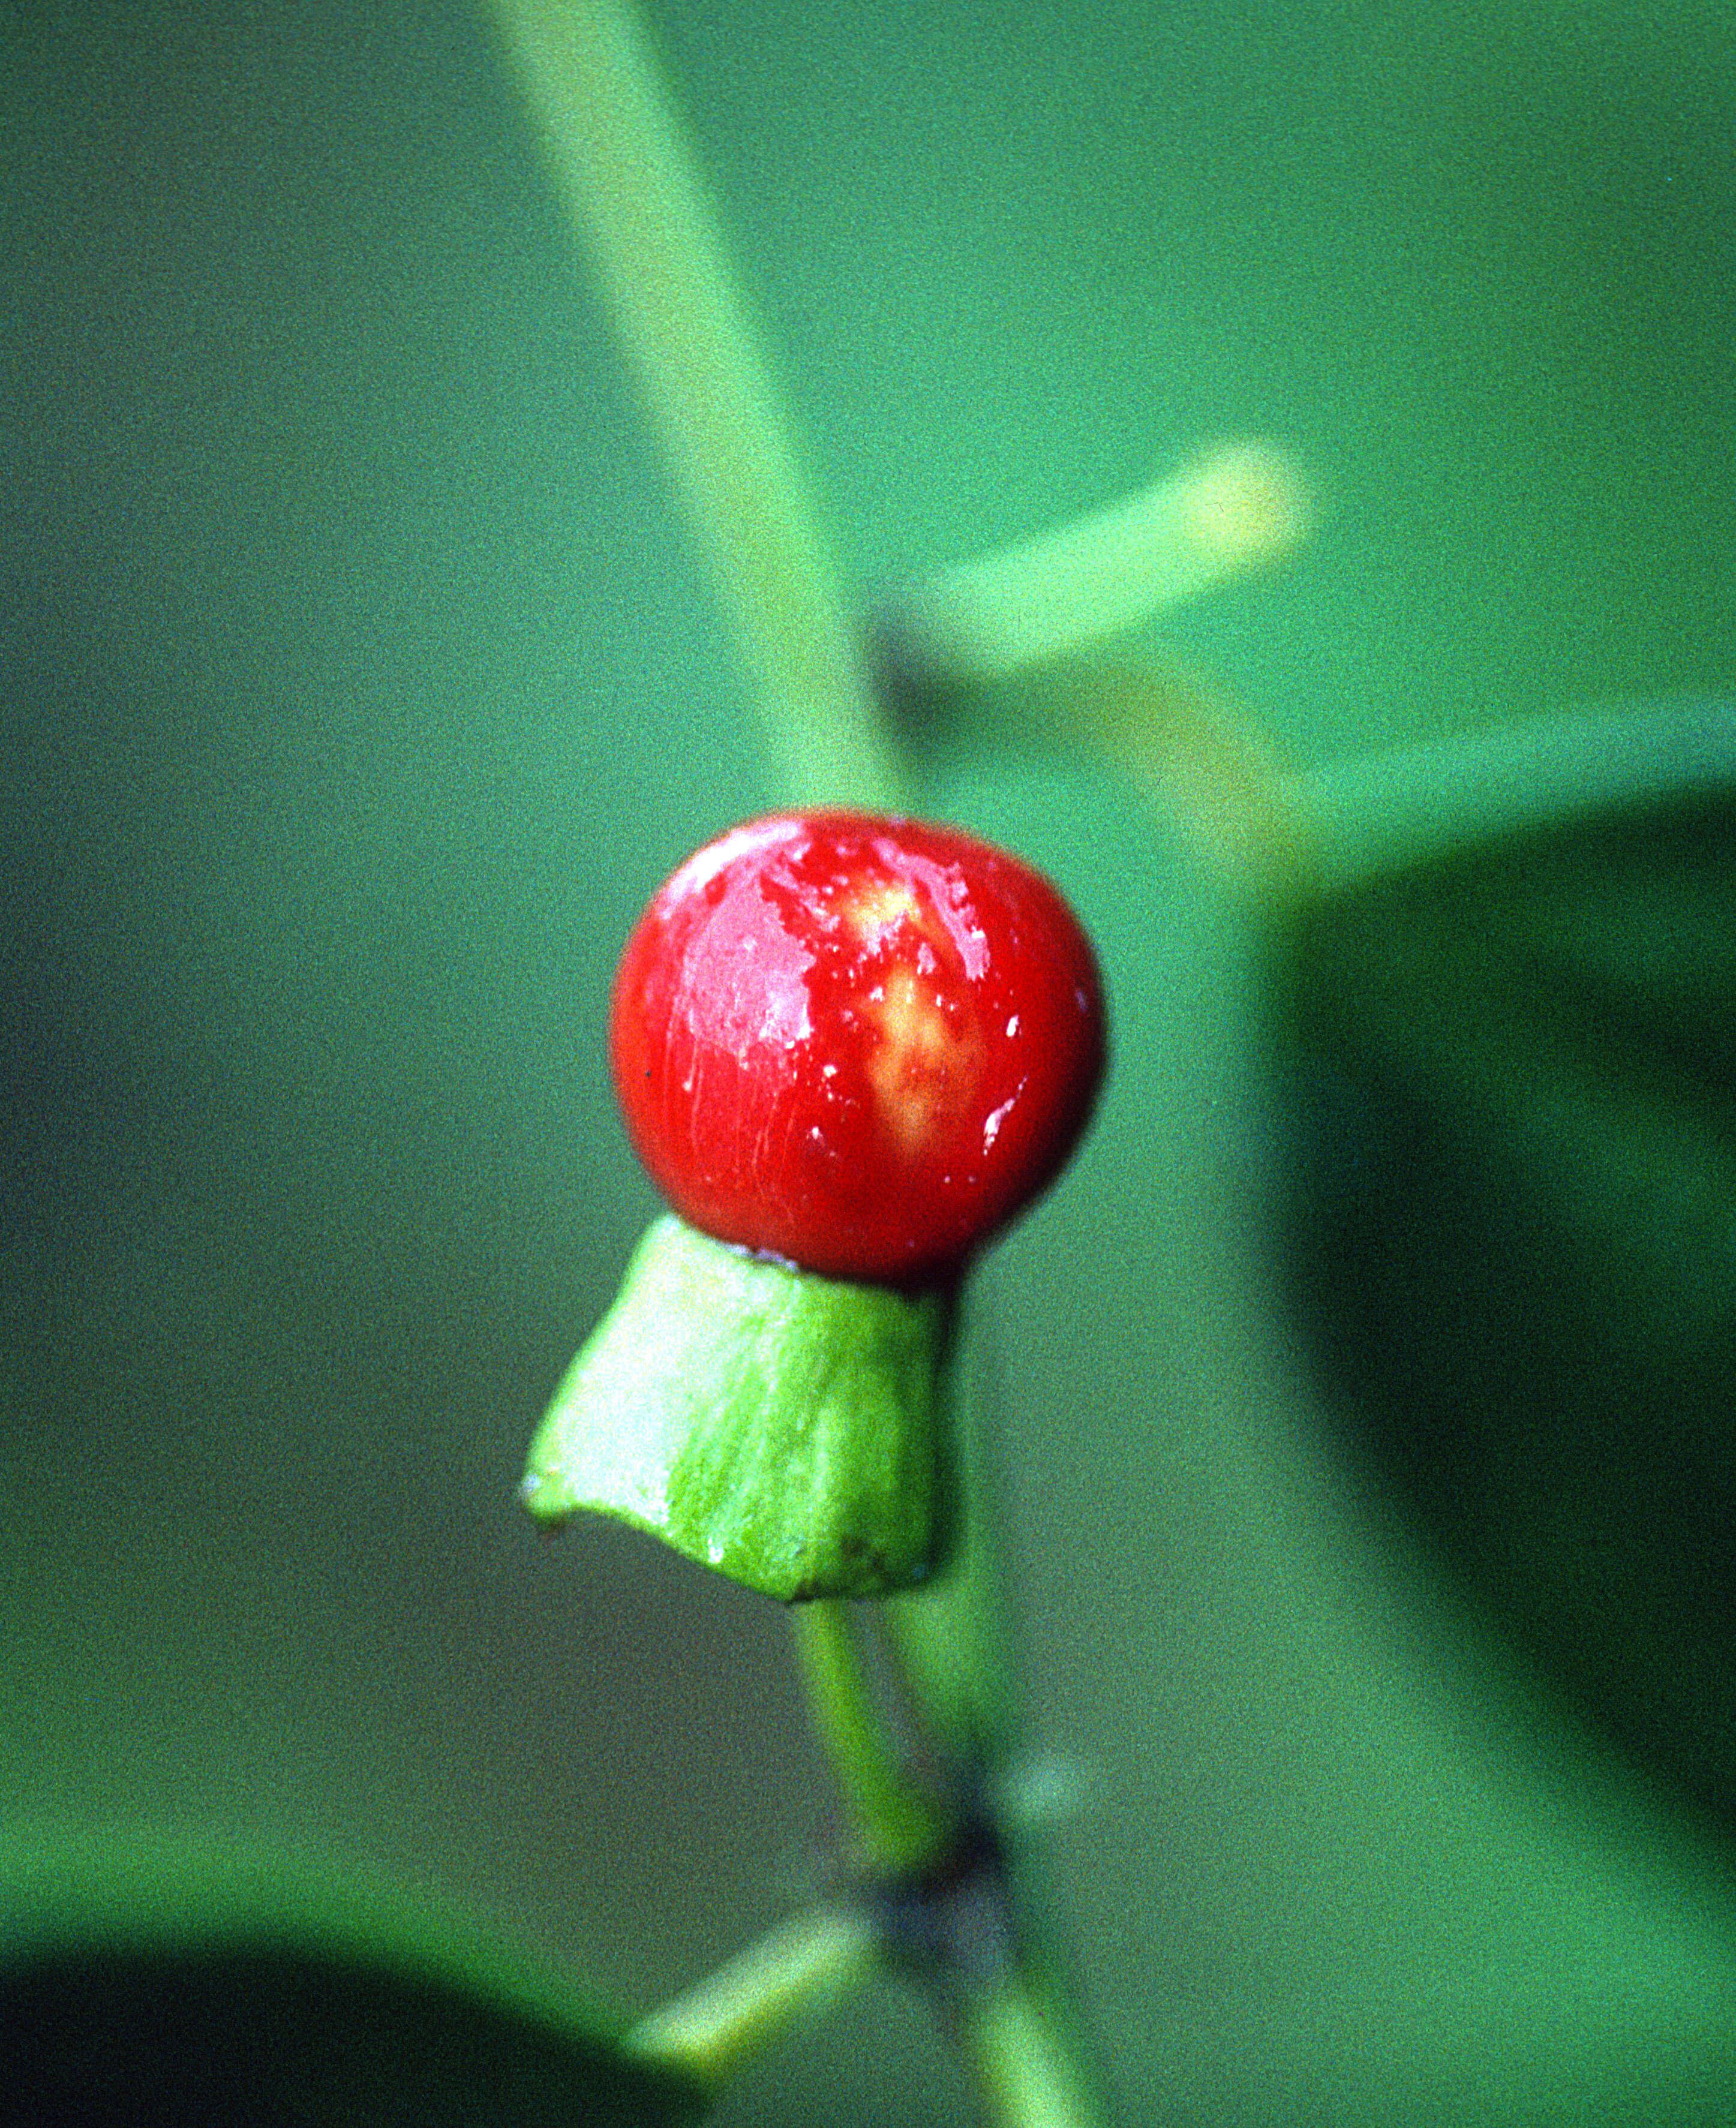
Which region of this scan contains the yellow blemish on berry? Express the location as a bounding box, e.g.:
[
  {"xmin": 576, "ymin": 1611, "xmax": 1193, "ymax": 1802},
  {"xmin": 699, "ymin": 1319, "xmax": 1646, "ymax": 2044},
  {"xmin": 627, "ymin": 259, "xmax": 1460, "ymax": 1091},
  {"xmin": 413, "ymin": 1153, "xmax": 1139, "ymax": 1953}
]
[
  {"xmin": 839, "ymin": 879, "xmax": 924, "ymax": 947},
  {"xmin": 860, "ymin": 964, "xmax": 984, "ymax": 1161}
]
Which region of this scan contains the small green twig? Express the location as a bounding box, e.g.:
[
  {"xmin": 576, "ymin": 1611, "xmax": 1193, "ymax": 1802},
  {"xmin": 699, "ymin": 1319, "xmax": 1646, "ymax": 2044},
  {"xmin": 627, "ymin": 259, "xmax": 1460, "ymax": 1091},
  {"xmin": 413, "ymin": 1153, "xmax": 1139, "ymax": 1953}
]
[
  {"xmin": 626, "ymin": 1902, "xmax": 881, "ymax": 2093},
  {"xmin": 791, "ymin": 1577, "xmax": 1113, "ymax": 2128},
  {"xmin": 791, "ymin": 1600, "xmax": 953, "ymax": 1873},
  {"xmin": 962, "ymin": 1970, "xmax": 1110, "ymax": 2128},
  {"xmin": 881, "ymin": 442, "xmax": 1309, "ymax": 689},
  {"xmin": 881, "ymin": 1313, "xmax": 1018, "ymax": 1773}
]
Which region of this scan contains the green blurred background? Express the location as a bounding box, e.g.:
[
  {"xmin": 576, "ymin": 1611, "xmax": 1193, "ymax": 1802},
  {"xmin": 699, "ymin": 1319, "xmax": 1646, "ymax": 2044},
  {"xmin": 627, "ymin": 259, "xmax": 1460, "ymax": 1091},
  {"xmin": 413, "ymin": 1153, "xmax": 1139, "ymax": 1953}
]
[{"xmin": 5, "ymin": 1, "xmax": 1736, "ymax": 2119}]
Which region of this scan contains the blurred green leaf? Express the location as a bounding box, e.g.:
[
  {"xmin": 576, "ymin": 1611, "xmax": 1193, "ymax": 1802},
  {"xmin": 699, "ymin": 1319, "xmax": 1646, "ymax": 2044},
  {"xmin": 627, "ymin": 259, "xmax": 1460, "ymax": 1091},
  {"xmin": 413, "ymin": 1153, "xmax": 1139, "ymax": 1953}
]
[
  {"xmin": 1275, "ymin": 705, "xmax": 1736, "ymax": 1830},
  {"xmin": 1, "ymin": 1825, "xmax": 706, "ymax": 2126}
]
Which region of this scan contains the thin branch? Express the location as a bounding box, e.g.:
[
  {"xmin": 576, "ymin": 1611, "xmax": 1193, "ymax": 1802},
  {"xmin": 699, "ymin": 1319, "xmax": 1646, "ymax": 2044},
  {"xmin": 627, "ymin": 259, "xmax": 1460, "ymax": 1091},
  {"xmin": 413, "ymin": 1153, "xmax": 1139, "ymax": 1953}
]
[
  {"xmin": 627, "ymin": 1902, "xmax": 881, "ymax": 2091},
  {"xmin": 791, "ymin": 1600, "xmax": 953, "ymax": 1872},
  {"xmin": 883, "ymin": 442, "xmax": 1309, "ymax": 688},
  {"xmin": 492, "ymin": 0, "xmax": 905, "ymax": 808}
]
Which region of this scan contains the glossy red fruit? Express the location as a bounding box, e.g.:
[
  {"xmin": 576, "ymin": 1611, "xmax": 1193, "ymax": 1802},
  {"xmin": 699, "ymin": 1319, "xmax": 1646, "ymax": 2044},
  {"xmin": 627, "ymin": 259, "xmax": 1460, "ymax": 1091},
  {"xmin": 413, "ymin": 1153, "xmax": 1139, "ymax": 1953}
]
[{"xmin": 609, "ymin": 811, "xmax": 1106, "ymax": 1287}]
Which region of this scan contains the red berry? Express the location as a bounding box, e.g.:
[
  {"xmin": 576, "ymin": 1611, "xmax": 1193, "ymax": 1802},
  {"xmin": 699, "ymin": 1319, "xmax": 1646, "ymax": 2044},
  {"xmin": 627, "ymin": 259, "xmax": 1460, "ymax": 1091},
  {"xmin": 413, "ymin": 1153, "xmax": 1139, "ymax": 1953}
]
[{"xmin": 609, "ymin": 811, "xmax": 1106, "ymax": 1286}]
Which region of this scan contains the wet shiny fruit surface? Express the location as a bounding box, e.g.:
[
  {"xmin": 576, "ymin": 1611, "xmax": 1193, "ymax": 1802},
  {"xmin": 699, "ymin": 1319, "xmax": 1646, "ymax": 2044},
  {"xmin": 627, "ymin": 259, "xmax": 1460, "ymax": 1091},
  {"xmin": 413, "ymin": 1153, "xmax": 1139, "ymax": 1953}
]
[{"xmin": 609, "ymin": 811, "xmax": 1106, "ymax": 1286}]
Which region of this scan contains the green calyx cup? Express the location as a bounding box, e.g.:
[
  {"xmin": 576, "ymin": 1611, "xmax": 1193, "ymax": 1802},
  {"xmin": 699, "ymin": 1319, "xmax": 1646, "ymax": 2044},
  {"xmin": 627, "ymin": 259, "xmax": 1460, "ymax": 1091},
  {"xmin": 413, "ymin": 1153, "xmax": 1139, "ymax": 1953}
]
[{"xmin": 522, "ymin": 1215, "xmax": 956, "ymax": 1602}]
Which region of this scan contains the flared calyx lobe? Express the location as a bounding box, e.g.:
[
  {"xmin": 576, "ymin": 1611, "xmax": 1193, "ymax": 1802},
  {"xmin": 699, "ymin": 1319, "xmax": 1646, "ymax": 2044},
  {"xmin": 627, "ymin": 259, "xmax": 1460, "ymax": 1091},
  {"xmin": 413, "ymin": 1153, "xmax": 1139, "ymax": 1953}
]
[{"xmin": 522, "ymin": 1215, "xmax": 955, "ymax": 1602}]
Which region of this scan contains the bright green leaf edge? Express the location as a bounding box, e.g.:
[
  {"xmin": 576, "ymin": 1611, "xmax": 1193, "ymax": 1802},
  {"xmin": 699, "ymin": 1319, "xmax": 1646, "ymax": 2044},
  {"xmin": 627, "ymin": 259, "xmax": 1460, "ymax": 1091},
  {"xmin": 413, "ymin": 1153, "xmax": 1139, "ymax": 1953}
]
[
  {"xmin": 1292, "ymin": 697, "xmax": 1736, "ymax": 903},
  {"xmin": 1, "ymin": 1818, "xmax": 706, "ymax": 2122}
]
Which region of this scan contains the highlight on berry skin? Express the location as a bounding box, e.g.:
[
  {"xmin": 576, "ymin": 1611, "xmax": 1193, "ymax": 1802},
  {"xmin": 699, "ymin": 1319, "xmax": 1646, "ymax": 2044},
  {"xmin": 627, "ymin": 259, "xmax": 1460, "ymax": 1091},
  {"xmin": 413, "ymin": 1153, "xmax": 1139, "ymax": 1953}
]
[{"xmin": 609, "ymin": 811, "xmax": 1107, "ymax": 1287}]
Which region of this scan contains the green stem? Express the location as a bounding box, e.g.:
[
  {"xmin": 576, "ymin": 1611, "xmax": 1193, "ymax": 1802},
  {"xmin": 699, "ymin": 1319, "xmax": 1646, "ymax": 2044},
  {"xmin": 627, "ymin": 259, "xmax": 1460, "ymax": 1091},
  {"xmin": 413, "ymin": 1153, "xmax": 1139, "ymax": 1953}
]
[
  {"xmin": 962, "ymin": 1970, "xmax": 1110, "ymax": 2128},
  {"xmin": 790, "ymin": 1600, "xmax": 951, "ymax": 1873},
  {"xmin": 491, "ymin": 0, "xmax": 906, "ymax": 810},
  {"xmin": 791, "ymin": 1597, "xmax": 1114, "ymax": 2127},
  {"xmin": 626, "ymin": 1902, "xmax": 881, "ymax": 2093},
  {"xmin": 881, "ymin": 1311, "xmax": 1017, "ymax": 1771},
  {"xmin": 494, "ymin": 12, "xmax": 1116, "ymax": 2120}
]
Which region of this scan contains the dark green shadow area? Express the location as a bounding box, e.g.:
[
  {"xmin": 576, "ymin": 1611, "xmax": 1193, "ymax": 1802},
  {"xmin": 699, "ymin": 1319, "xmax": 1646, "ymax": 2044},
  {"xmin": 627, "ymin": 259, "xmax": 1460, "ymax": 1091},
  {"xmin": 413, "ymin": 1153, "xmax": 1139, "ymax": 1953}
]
[
  {"xmin": 1278, "ymin": 750, "xmax": 1736, "ymax": 1831},
  {"xmin": 1, "ymin": 1827, "xmax": 704, "ymax": 2128},
  {"xmin": 5, "ymin": 1944, "xmax": 701, "ymax": 2128}
]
